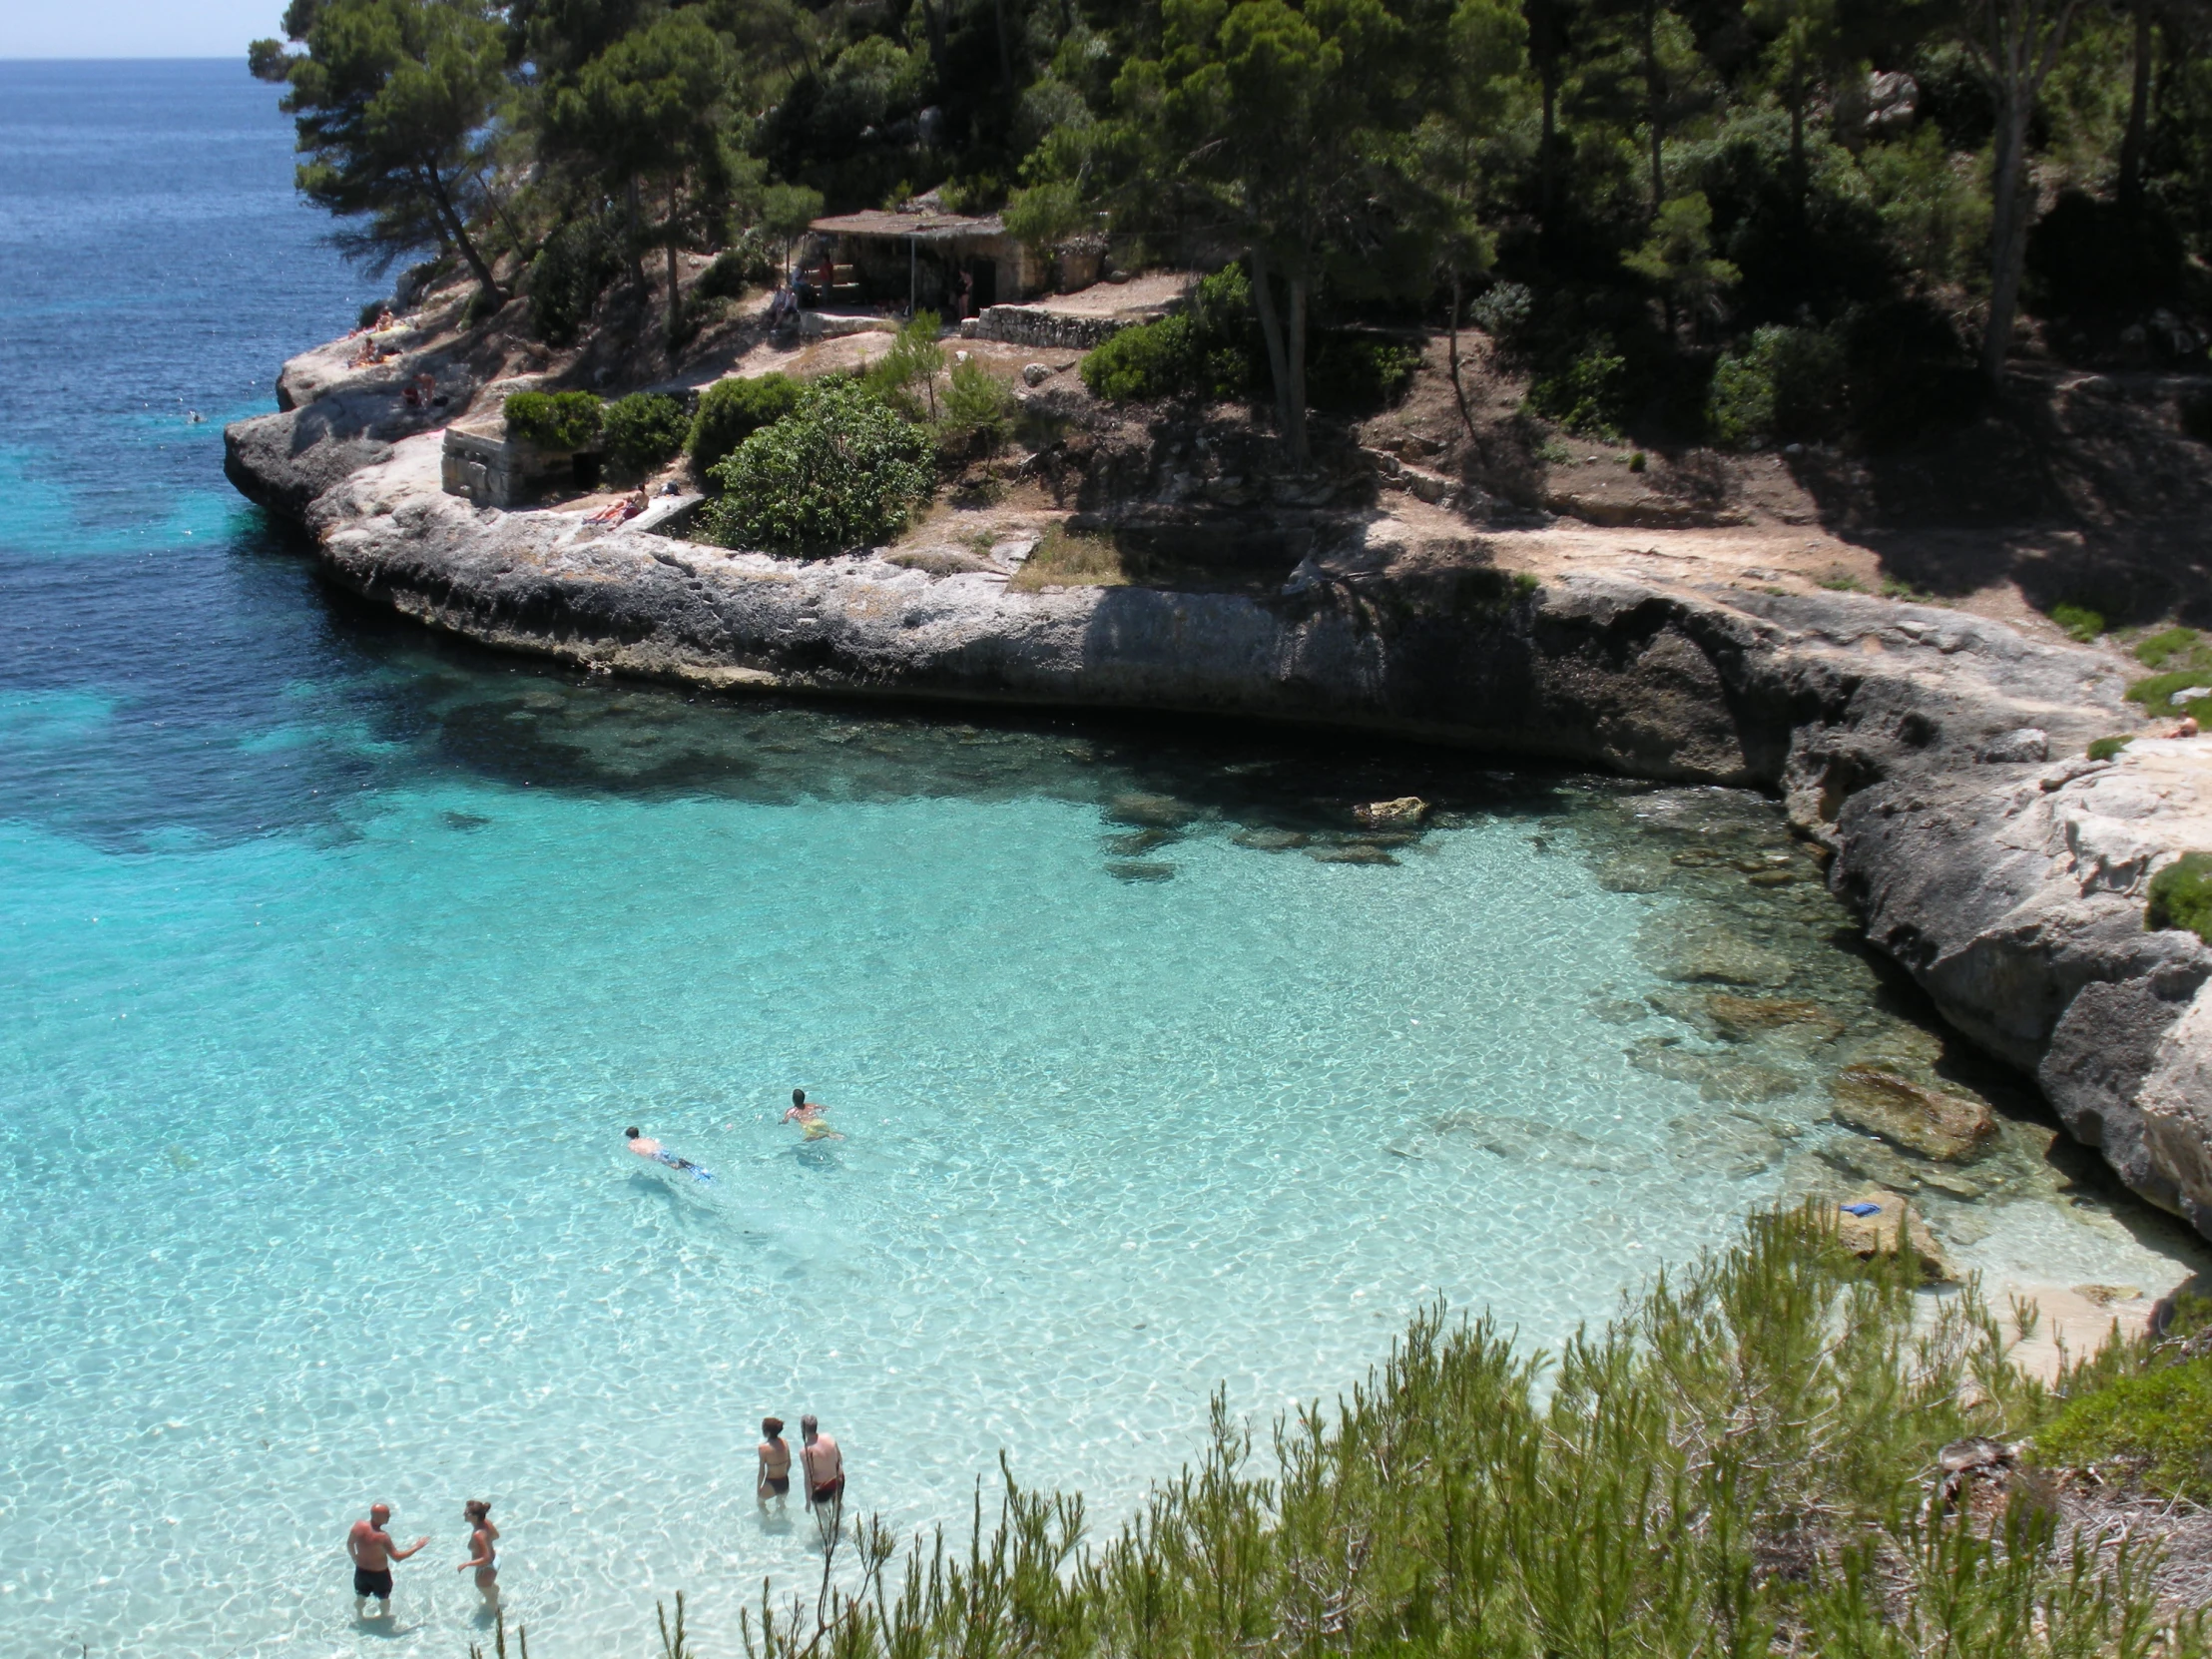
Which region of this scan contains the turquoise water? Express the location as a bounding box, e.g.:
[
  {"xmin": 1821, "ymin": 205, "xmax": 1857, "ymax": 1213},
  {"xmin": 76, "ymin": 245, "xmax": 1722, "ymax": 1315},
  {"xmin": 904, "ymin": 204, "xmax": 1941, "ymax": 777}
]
[{"xmin": 1, "ymin": 59, "xmax": 2195, "ymax": 1659}]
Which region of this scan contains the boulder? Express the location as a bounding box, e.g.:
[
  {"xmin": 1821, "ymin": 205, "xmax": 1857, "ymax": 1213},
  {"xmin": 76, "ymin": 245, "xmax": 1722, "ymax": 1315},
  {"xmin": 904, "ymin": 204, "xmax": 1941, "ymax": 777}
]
[
  {"xmin": 1629, "ymin": 1040, "xmax": 1802, "ymax": 1102},
  {"xmin": 1355, "ymin": 796, "xmax": 1431, "ymax": 828},
  {"xmin": 1833, "ymin": 1188, "xmax": 1955, "ymax": 1281},
  {"xmin": 1830, "ymin": 1065, "xmax": 1996, "ymax": 1161}
]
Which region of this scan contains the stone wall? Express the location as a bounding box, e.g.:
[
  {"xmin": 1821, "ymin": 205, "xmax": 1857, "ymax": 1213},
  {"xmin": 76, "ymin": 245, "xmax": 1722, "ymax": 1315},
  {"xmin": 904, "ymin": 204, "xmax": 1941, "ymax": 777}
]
[{"xmin": 967, "ymin": 305, "xmax": 1132, "ymax": 352}]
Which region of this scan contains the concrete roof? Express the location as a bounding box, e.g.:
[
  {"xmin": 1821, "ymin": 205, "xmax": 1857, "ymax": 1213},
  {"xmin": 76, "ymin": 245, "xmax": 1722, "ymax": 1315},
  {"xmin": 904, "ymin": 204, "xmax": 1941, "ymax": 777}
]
[{"xmin": 809, "ymin": 210, "xmax": 1007, "ymax": 243}]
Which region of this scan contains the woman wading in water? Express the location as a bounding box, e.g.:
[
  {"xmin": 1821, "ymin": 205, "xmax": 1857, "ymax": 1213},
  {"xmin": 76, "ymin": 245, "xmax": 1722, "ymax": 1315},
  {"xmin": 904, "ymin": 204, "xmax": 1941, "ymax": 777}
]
[{"xmin": 456, "ymin": 1499, "xmax": 499, "ymax": 1612}]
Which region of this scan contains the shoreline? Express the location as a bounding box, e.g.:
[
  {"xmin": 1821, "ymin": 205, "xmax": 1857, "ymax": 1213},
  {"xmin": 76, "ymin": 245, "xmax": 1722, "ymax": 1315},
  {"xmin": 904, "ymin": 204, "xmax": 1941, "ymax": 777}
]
[{"xmin": 225, "ymin": 328, "xmax": 2212, "ymax": 1250}]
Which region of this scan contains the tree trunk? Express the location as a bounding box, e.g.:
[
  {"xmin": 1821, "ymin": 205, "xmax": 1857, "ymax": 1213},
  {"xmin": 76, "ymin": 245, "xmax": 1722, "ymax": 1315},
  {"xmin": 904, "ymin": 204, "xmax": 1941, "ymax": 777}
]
[
  {"xmin": 993, "ymin": 0, "xmax": 1015, "ymax": 98},
  {"xmin": 419, "ymin": 163, "xmax": 503, "ymax": 305},
  {"xmin": 1982, "ymin": 90, "xmax": 2032, "ymax": 383},
  {"xmin": 916, "ymin": 0, "xmax": 947, "ymax": 76},
  {"xmin": 1286, "ymin": 276, "xmax": 1308, "ymax": 467},
  {"xmin": 1249, "ymin": 245, "xmax": 1298, "ymax": 458},
  {"xmin": 1642, "ymin": 0, "xmax": 1665, "ymax": 218},
  {"xmin": 666, "ymin": 198, "xmax": 685, "ymax": 349},
  {"xmin": 1539, "ymin": 75, "xmax": 1559, "ymax": 255},
  {"xmin": 626, "ymin": 177, "xmax": 648, "ymax": 292},
  {"xmin": 1446, "ymin": 269, "xmax": 1478, "ymax": 441},
  {"xmin": 2118, "ymin": 0, "xmax": 2153, "ymax": 210}
]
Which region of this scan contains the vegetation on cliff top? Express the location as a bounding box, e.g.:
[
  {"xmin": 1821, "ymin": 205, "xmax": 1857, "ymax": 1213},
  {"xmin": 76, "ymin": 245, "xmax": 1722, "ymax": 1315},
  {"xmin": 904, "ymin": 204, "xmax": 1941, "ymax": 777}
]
[{"xmin": 250, "ymin": 0, "xmax": 2212, "ymax": 459}]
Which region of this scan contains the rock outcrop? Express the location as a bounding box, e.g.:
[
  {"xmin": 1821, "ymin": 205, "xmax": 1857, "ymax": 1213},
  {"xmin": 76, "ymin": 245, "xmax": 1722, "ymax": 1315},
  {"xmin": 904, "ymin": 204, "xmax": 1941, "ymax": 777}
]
[{"xmin": 224, "ymin": 358, "xmax": 2212, "ymax": 1241}]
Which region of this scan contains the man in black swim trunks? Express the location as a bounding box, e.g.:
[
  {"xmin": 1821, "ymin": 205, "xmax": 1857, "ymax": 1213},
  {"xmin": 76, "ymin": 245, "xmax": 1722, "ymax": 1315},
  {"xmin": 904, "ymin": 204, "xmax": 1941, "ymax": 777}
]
[
  {"xmin": 801, "ymin": 1414, "xmax": 844, "ymax": 1513},
  {"xmin": 346, "ymin": 1502, "xmax": 426, "ymax": 1620}
]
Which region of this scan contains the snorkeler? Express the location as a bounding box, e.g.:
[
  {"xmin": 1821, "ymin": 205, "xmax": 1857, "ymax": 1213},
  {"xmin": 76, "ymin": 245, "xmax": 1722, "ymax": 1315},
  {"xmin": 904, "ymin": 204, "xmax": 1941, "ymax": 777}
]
[
  {"xmin": 626, "ymin": 1127, "xmax": 714, "ymax": 1181},
  {"xmin": 781, "ymin": 1090, "xmax": 844, "ymax": 1141}
]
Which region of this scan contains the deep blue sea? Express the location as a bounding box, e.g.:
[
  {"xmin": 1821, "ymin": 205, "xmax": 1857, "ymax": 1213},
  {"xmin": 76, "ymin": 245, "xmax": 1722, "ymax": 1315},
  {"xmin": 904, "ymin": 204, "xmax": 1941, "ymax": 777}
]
[{"xmin": 0, "ymin": 58, "xmax": 2194, "ymax": 1659}]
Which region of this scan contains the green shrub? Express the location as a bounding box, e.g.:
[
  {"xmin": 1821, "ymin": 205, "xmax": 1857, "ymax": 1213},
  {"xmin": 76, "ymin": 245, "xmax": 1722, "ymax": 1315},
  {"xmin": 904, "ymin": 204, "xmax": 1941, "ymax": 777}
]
[
  {"xmin": 2126, "ymin": 670, "xmax": 2212, "ymax": 725},
  {"xmin": 2085, "ymin": 735, "xmax": 2134, "ymax": 762},
  {"xmin": 1527, "ymin": 338, "xmax": 1628, "ymax": 436},
  {"xmin": 1306, "ymin": 334, "xmax": 1419, "ymax": 413},
  {"xmin": 689, "ymin": 373, "xmax": 804, "ymax": 478},
  {"xmin": 937, "ymin": 356, "xmax": 1016, "ymax": 455},
  {"xmin": 702, "ymin": 377, "xmax": 935, "ymax": 554},
  {"xmin": 2135, "ymin": 627, "xmax": 2209, "ymax": 670},
  {"xmin": 2147, "ymin": 851, "xmax": 2212, "ymax": 943},
  {"xmin": 528, "ymin": 217, "xmax": 623, "ymax": 346},
  {"xmin": 1708, "ymin": 324, "xmax": 1847, "ymax": 448},
  {"xmin": 1841, "ymin": 298, "xmax": 1983, "ymax": 446},
  {"xmin": 602, "ymin": 392, "xmax": 691, "ymax": 476},
  {"xmin": 2049, "ymin": 601, "xmax": 2106, "ymax": 642},
  {"xmin": 503, "ymin": 389, "xmax": 604, "ymax": 450},
  {"xmin": 2039, "ymin": 1354, "xmax": 2212, "ymax": 1499},
  {"xmin": 696, "ymin": 236, "xmax": 777, "ymax": 301},
  {"xmin": 864, "ymin": 312, "xmax": 946, "ymax": 419},
  {"xmin": 1080, "ymin": 267, "xmax": 1256, "ymax": 403}
]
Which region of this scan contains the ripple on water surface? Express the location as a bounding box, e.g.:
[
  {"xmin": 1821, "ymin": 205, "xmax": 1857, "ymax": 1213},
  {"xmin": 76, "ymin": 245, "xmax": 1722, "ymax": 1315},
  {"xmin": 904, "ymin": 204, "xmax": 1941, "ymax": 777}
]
[{"xmin": 4, "ymin": 678, "xmax": 2202, "ymax": 1659}]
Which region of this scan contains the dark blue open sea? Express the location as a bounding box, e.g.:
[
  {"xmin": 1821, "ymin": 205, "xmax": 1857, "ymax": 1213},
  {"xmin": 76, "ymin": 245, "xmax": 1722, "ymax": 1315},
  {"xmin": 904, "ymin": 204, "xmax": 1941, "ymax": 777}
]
[{"xmin": 1, "ymin": 58, "xmax": 2192, "ymax": 1659}]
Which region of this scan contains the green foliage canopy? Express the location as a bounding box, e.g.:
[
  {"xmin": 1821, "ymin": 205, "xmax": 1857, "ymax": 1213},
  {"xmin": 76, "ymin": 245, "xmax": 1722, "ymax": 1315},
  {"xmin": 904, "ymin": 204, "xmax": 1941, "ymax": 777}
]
[
  {"xmin": 689, "ymin": 372, "xmax": 804, "ymax": 477},
  {"xmin": 503, "ymin": 388, "xmax": 605, "ymax": 449},
  {"xmin": 254, "ymin": 0, "xmax": 511, "ymax": 300},
  {"xmin": 702, "ymin": 378, "xmax": 935, "ymax": 554}
]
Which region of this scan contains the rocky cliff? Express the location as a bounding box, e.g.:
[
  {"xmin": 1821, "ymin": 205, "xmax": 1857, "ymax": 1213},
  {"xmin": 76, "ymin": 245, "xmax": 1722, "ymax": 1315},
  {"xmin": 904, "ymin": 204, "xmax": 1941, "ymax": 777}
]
[{"xmin": 225, "ymin": 358, "xmax": 2212, "ymax": 1239}]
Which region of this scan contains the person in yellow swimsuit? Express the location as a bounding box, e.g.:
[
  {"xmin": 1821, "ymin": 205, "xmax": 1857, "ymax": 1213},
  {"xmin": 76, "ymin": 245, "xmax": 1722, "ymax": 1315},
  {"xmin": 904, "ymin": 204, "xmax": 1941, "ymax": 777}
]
[{"xmin": 782, "ymin": 1089, "xmax": 844, "ymax": 1141}]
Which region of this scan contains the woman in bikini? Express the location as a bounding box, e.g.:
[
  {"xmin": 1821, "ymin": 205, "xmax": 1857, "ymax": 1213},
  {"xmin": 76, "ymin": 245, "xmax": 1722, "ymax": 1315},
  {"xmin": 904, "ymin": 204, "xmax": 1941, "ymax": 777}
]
[
  {"xmin": 758, "ymin": 1416, "xmax": 793, "ymax": 1509},
  {"xmin": 456, "ymin": 1499, "xmax": 499, "ymax": 1611}
]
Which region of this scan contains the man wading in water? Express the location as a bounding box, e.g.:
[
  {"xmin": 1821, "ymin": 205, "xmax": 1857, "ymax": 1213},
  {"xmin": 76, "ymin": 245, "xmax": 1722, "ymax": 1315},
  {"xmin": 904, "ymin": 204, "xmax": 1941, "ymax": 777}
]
[
  {"xmin": 801, "ymin": 1414, "xmax": 844, "ymax": 1515},
  {"xmin": 346, "ymin": 1502, "xmax": 427, "ymax": 1620}
]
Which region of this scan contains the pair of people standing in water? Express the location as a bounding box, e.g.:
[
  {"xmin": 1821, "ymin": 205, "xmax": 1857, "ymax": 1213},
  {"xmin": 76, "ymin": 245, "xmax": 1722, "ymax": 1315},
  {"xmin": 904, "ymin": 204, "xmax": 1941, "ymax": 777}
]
[
  {"xmin": 758, "ymin": 1414, "xmax": 845, "ymax": 1515},
  {"xmin": 345, "ymin": 1499, "xmax": 497, "ymax": 1620}
]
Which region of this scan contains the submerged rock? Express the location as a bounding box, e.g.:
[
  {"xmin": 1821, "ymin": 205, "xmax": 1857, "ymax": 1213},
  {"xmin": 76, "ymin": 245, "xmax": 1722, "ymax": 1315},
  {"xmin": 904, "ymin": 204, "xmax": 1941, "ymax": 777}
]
[
  {"xmin": 1830, "ymin": 1065, "xmax": 1997, "ymax": 1161},
  {"xmin": 1308, "ymin": 843, "xmax": 1398, "ymax": 865},
  {"xmin": 1629, "ymin": 1039, "xmax": 1802, "ymax": 1102},
  {"xmin": 1649, "ymin": 924, "xmax": 1796, "ymax": 988},
  {"xmin": 1107, "ymin": 792, "xmax": 1197, "ymax": 829},
  {"xmin": 1232, "ymin": 827, "xmax": 1310, "ymax": 851},
  {"xmin": 1706, "ymin": 994, "xmax": 1846, "ymax": 1045},
  {"xmin": 1105, "ymin": 859, "xmax": 1176, "ymax": 882},
  {"xmin": 1833, "ymin": 1188, "xmax": 1956, "ymax": 1281},
  {"xmin": 1669, "ymin": 1110, "xmax": 1800, "ymax": 1178},
  {"xmin": 1432, "ymin": 1111, "xmax": 1631, "ymax": 1172},
  {"xmin": 1817, "ymin": 1133, "xmax": 1987, "ymax": 1199},
  {"xmin": 1105, "ymin": 828, "xmax": 1177, "ymax": 855},
  {"xmin": 1595, "ymin": 855, "xmax": 1673, "ymax": 892}
]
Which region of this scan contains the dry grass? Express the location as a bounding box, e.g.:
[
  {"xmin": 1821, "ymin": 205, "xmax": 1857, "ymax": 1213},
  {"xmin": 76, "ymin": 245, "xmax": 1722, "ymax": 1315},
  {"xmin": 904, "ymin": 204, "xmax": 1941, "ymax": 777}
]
[{"xmin": 1009, "ymin": 522, "xmax": 1131, "ymax": 591}]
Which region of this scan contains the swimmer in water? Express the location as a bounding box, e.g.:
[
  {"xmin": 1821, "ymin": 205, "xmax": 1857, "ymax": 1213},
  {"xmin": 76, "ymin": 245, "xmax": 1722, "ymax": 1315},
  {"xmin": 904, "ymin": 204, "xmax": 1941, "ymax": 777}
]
[
  {"xmin": 781, "ymin": 1089, "xmax": 844, "ymax": 1141},
  {"xmin": 626, "ymin": 1127, "xmax": 714, "ymax": 1180}
]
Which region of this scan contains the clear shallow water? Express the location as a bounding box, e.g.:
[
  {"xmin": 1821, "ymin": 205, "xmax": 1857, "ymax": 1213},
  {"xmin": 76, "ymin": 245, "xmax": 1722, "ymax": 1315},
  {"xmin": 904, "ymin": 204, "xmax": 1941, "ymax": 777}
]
[{"xmin": 1, "ymin": 60, "xmax": 2201, "ymax": 1659}]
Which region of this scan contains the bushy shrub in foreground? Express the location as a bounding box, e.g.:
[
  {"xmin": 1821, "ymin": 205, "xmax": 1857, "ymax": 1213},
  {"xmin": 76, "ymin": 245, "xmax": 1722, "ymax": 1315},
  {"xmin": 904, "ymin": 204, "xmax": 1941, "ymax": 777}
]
[
  {"xmin": 1081, "ymin": 267, "xmax": 1258, "ymax": 402},
  {"xmin": 502, "ymin": 389, "xmax": 604, "ymax": 450},
  {"xmin": 702, "ymin": 377, "xmax": 933, "ymax": 554},
  {"xmin": 689, "ymin": 372, "xmax": 803, "ymax": 479},
  {"xmin": 521, "ymin": 1209, "xmax": 2207, "ymax": 1659},
  {"xmin": 601, "ymin": 392, "xmax": 690, "ymax": 476},
  {"xmin": 1708, "ymin": 323, "xmax": 1847, "ymax": 447}
]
